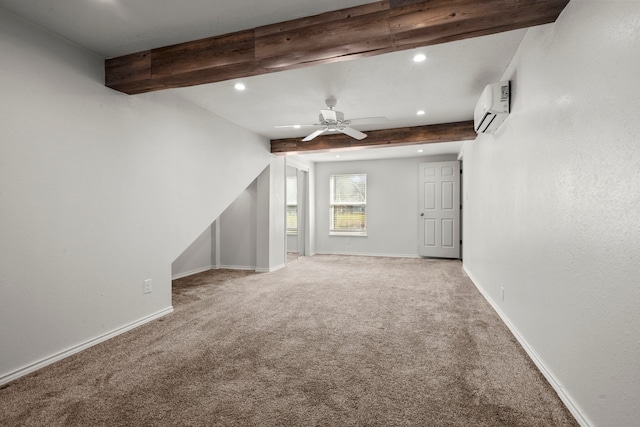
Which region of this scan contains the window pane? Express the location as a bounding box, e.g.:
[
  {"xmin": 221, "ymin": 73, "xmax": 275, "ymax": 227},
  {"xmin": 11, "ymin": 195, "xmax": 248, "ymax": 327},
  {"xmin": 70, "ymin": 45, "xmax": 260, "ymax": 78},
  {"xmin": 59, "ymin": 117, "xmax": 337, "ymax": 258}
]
[
  {"xmin": 331, "ymin": 174, "xmax": 366, "ymax": 204},
  {"xmin": 287, "ymin": 176, "xmax": 297, "ymax": 204},
  {"xmin": 331, "ymin": 205, "xmax": 365, "ymax": 232},
  {"xmin": 287, "ymin": 205, "xmax": 297, "ymax": 232}
]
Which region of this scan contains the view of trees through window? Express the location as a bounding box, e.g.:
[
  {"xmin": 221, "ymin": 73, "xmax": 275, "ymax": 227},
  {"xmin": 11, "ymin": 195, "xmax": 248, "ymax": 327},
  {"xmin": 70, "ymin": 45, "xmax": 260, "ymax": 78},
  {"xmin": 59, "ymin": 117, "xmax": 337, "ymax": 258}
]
[{"xmin": 330, "ymin": 174, "xmax": 366, "ymax": 235}]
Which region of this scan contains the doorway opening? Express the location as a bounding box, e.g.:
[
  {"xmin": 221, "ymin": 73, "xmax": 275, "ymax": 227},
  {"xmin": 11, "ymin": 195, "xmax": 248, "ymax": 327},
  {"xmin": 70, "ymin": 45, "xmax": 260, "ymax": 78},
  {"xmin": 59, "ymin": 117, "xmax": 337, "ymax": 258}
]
[{"xmin": 286, "ymin": 163, "xmax": 308, "ymax": 263}]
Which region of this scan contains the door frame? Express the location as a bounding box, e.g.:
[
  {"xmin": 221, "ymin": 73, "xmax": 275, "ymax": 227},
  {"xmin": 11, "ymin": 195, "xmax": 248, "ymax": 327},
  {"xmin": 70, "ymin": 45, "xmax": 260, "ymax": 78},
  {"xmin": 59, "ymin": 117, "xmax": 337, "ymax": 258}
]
[{"xmin": 285, "ymin": 158, "xmax": 311, "ymax": 258}]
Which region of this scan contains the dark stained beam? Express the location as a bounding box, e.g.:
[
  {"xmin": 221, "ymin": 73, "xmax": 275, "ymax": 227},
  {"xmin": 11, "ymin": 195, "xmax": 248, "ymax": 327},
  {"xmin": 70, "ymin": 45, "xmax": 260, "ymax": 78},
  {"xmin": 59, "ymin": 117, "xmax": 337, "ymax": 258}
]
[
  {"xmin": 106, "ymin": 0, "xmax": 569, "ymax": 94},
  {"xmin": 270, "ymin": 121, "xmax": 476, "ymax": 155}
]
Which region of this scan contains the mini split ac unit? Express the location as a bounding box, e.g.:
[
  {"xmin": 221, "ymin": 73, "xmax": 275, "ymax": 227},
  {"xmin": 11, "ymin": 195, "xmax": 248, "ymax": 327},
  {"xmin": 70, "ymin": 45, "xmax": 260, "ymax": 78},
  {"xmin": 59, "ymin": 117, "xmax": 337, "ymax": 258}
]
[{"xmin": 474, "ymin": 81, "xmax": 510, "ymax": 134}]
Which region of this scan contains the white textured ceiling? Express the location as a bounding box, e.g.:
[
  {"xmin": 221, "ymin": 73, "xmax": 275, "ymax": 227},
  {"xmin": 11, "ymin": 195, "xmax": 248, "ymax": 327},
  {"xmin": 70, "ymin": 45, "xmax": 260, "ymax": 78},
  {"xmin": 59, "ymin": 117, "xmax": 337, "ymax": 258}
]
[
  {"xmin": 0, "ymin": 0, "xmax": 373, "ymax": 58},
  {"xmin": 173, "ymin": 30, "xmax": 525, "ymax": 141},
  {"xmin": 0, "ymin": 0, "xmax": 528, "ymax": 162}
]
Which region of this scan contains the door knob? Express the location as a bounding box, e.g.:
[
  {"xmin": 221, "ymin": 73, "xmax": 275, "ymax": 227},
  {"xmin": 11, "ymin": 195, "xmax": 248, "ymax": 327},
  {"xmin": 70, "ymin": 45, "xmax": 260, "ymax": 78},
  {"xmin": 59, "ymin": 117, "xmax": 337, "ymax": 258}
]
[{"xmin": 420, "ymin": 213, "xmax": 424, "ymax": 216}]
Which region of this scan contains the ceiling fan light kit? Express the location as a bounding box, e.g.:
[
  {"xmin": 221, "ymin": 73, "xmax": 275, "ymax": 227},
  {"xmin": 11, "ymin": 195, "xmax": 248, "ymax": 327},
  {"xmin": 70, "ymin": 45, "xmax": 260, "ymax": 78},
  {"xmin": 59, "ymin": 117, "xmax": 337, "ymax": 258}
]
[{"xmin": 278, "ymin": 97, "xmax": 386, "ymax": 142}]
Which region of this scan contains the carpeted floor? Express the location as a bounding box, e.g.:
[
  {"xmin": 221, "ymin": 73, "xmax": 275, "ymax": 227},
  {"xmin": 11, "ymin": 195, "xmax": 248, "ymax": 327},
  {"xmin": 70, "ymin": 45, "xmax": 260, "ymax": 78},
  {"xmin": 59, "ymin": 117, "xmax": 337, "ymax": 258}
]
[{"xmin": 0, "ymin": 255, "xmax": 577, "ymax": 426}]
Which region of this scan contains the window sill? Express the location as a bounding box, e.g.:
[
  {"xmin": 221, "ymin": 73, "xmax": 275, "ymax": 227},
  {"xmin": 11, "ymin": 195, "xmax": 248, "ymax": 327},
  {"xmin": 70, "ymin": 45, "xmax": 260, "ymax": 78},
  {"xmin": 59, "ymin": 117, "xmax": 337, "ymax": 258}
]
[{"xmin": 329, "ymin": 231, "xmax": 367, "ymax": 237}]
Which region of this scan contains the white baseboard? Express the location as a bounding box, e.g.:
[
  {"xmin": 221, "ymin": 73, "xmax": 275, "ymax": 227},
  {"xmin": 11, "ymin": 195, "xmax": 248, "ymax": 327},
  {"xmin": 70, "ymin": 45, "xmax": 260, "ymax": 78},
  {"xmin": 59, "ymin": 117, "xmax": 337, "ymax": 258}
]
[
  {"xmin": 216, "ymin": 264, "xmax": 256, "ymax": 271},
  {"xmin": 256, "ymin": 263, "xmax": 286, "ymax": 273},
  {"xmin": 173, "ymin": 263, "xmax": 287, "ymax": 276},
  {"xmin": 171, "ymin": 265, "xmax": 212, "ymax": 280},
  {"xmin": 462, "ymin": 265, "xmax": 591, "ymax": 427},
  {"xmin": 0, "ymin": 306, "xmax": 173, "ymax": 386},
  {"xmin": 314, "ymin": 251, "xmax": 420, "ymax": 259}
]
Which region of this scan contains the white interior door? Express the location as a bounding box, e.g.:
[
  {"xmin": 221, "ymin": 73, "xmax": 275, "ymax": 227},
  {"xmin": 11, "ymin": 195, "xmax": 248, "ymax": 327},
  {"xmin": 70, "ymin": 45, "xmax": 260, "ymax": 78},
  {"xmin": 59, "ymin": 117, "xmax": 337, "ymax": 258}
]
[{"xmin": 418, "ymin": 161, "xmax": 460, "ymax": 259}]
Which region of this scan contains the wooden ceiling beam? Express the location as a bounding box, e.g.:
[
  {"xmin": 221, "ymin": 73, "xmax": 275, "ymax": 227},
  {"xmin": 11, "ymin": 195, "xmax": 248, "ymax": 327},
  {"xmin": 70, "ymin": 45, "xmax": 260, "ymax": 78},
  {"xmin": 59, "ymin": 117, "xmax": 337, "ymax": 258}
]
[
  {"xmin": 105, "ymin": 0, "xmax": 569, "ymax": 94},
  {"xmin": 270, "ymin": 120, "xmax": 476, "ymax": 155}
]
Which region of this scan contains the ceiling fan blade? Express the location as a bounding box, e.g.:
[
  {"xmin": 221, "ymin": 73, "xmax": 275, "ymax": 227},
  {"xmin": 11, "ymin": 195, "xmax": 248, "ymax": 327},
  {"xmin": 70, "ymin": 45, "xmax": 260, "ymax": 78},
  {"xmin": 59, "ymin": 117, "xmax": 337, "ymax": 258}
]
[
  {"xmin": 320, "ymin": 109, "xmax": 337, "ymax": 121},
  {"xmin": 302, "ymin": 128, "xmax": 327, "ymax": 142},
  {"xmin": 275, "ymin": 124, "xmax": 318, "ymax": 128},
  {"xmin": 340, "ymin": 127, "xmax": 367, "ymax": 140},
  {"xmin": 347, "ymin": 116, "xmax": 388, "ymax": 125}
]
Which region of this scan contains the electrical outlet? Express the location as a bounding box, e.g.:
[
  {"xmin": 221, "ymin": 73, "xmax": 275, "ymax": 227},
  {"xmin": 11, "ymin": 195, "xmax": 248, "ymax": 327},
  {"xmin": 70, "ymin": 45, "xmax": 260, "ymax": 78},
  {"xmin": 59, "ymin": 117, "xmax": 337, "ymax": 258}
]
[
  {"xmin": 144, "ymin": 279, "xmax": 152, "ymax": 294},
  {"xmin": 501, "ymin": 287, "xmax": 505, "ymax": 301}
]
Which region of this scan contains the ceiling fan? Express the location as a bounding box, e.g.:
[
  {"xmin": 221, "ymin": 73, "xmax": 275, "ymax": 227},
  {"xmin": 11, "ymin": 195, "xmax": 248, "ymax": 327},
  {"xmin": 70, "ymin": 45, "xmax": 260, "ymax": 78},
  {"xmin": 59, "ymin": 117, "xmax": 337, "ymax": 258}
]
[{"xmin": 276, "ymin": 97, "xmax": 387, "ymax": 142}]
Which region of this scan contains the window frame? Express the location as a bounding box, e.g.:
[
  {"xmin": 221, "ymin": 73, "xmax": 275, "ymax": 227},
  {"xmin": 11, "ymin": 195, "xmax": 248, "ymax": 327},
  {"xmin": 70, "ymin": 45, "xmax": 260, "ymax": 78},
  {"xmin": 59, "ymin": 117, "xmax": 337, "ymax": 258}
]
[{"xmin": 329, "ymin": 173, "xmax": 367, "ymax": 236}]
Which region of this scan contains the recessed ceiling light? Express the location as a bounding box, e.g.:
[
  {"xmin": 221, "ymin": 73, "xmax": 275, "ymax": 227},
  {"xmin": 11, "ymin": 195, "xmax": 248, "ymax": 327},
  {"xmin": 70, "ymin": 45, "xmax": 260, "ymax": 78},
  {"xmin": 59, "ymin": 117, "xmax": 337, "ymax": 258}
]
[
  {"xmin": 336, "ymin": 155, "xmax": 341, "ymax": 158},
  {"xmin": 417, "ymin": 110, "xmax": 426, "ymax": 116},
  {"xmin": 413, "ymin": 53, "xmax": 427, "ymax": 63},
  {"xmin": 234, "ymin": 83, "xmax": 246, "ymax": 91},
  {"xmin": 293, "ymin": 125, "xmax": 301, "ymax": 129},
  {"xmin": 418, "ymin": 149, "xmax": 424, "ymax": 153}
]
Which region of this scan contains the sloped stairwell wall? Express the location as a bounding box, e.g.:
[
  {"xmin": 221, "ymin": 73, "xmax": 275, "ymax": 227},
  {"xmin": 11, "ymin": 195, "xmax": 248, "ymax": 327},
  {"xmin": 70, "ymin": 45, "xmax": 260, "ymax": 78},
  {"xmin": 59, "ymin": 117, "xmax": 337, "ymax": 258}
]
[
  {"xmin": 172, "ymin": 157, "xmax": 287, "ymax": 277},
  {"xmin": 0, "ymin": 8, "xmax": 271, "ymax": 383}
]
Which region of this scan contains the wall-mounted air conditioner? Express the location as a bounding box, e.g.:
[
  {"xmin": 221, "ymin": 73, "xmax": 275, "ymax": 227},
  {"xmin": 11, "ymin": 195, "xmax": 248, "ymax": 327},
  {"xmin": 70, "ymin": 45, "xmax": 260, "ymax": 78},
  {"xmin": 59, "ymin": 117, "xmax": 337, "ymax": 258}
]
[{"xmin": 474, "ymin": 81, "xmax": 510, "ymax": 134}]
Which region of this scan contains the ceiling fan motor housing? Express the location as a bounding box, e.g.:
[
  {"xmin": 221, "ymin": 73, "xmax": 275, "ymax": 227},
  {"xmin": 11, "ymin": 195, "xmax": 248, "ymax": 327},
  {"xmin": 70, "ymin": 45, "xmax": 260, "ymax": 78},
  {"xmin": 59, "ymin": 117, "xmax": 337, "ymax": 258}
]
[
  {"xmin": 319, "ymin": 110, "xmax": 345, "ymax": 126},
  {"xmin": 325, "ymin": 96, "xmax": 338, "ymax": 109}
]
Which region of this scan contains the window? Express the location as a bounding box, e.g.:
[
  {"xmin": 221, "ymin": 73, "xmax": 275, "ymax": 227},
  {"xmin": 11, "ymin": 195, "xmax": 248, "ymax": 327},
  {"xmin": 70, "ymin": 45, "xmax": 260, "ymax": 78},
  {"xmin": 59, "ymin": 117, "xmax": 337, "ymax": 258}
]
[
  {"xmin": 330, "ymin": 174, "xmax": 366, "ymax": 236},
  {"xmin": 286, "ymin": 176, "xmax": 297, "ymax": 235}
]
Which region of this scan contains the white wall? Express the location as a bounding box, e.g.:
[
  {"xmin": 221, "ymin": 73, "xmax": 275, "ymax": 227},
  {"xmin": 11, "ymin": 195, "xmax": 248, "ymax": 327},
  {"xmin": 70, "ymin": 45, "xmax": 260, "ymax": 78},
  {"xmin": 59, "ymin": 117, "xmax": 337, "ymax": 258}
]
[
  {"xmin": 314, "ymin": 155, "xmax": 457, "ymax": 257},
  {"xmin": 171, "ymin": 225, "xmax": 212, "ymax": 279},
  {"xmin": 0, "ymin": 9, "xmax": 271, "ymax": 382},
  {"xmin": 172, "ymin": 160, "xmax": 288, "ymax": 274},
  {"xmin": 462, "ymin": 2, "xmax": 640, "ymax": 426},
  {"xmin": 219, "ymin": 179, "xmax": 258, "ymax": 270},
  {"xmin": 287, "ymin": 234, "xmax": 298, "ymax": 252},
  {"xmin": 256, "ymin": 156, "xmax": 286, "ymax": 272},
  {"xmin": 271, "ymin": 158, "xmax": 287, "ymax": 268}
]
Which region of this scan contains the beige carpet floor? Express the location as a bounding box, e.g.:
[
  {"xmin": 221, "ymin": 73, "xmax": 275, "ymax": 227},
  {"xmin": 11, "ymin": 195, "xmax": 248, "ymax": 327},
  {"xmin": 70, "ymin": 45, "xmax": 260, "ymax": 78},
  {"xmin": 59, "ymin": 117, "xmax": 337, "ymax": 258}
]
[{"xmin": 0, "ymin": 255, "xmax": 577, "ymax": 426}]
